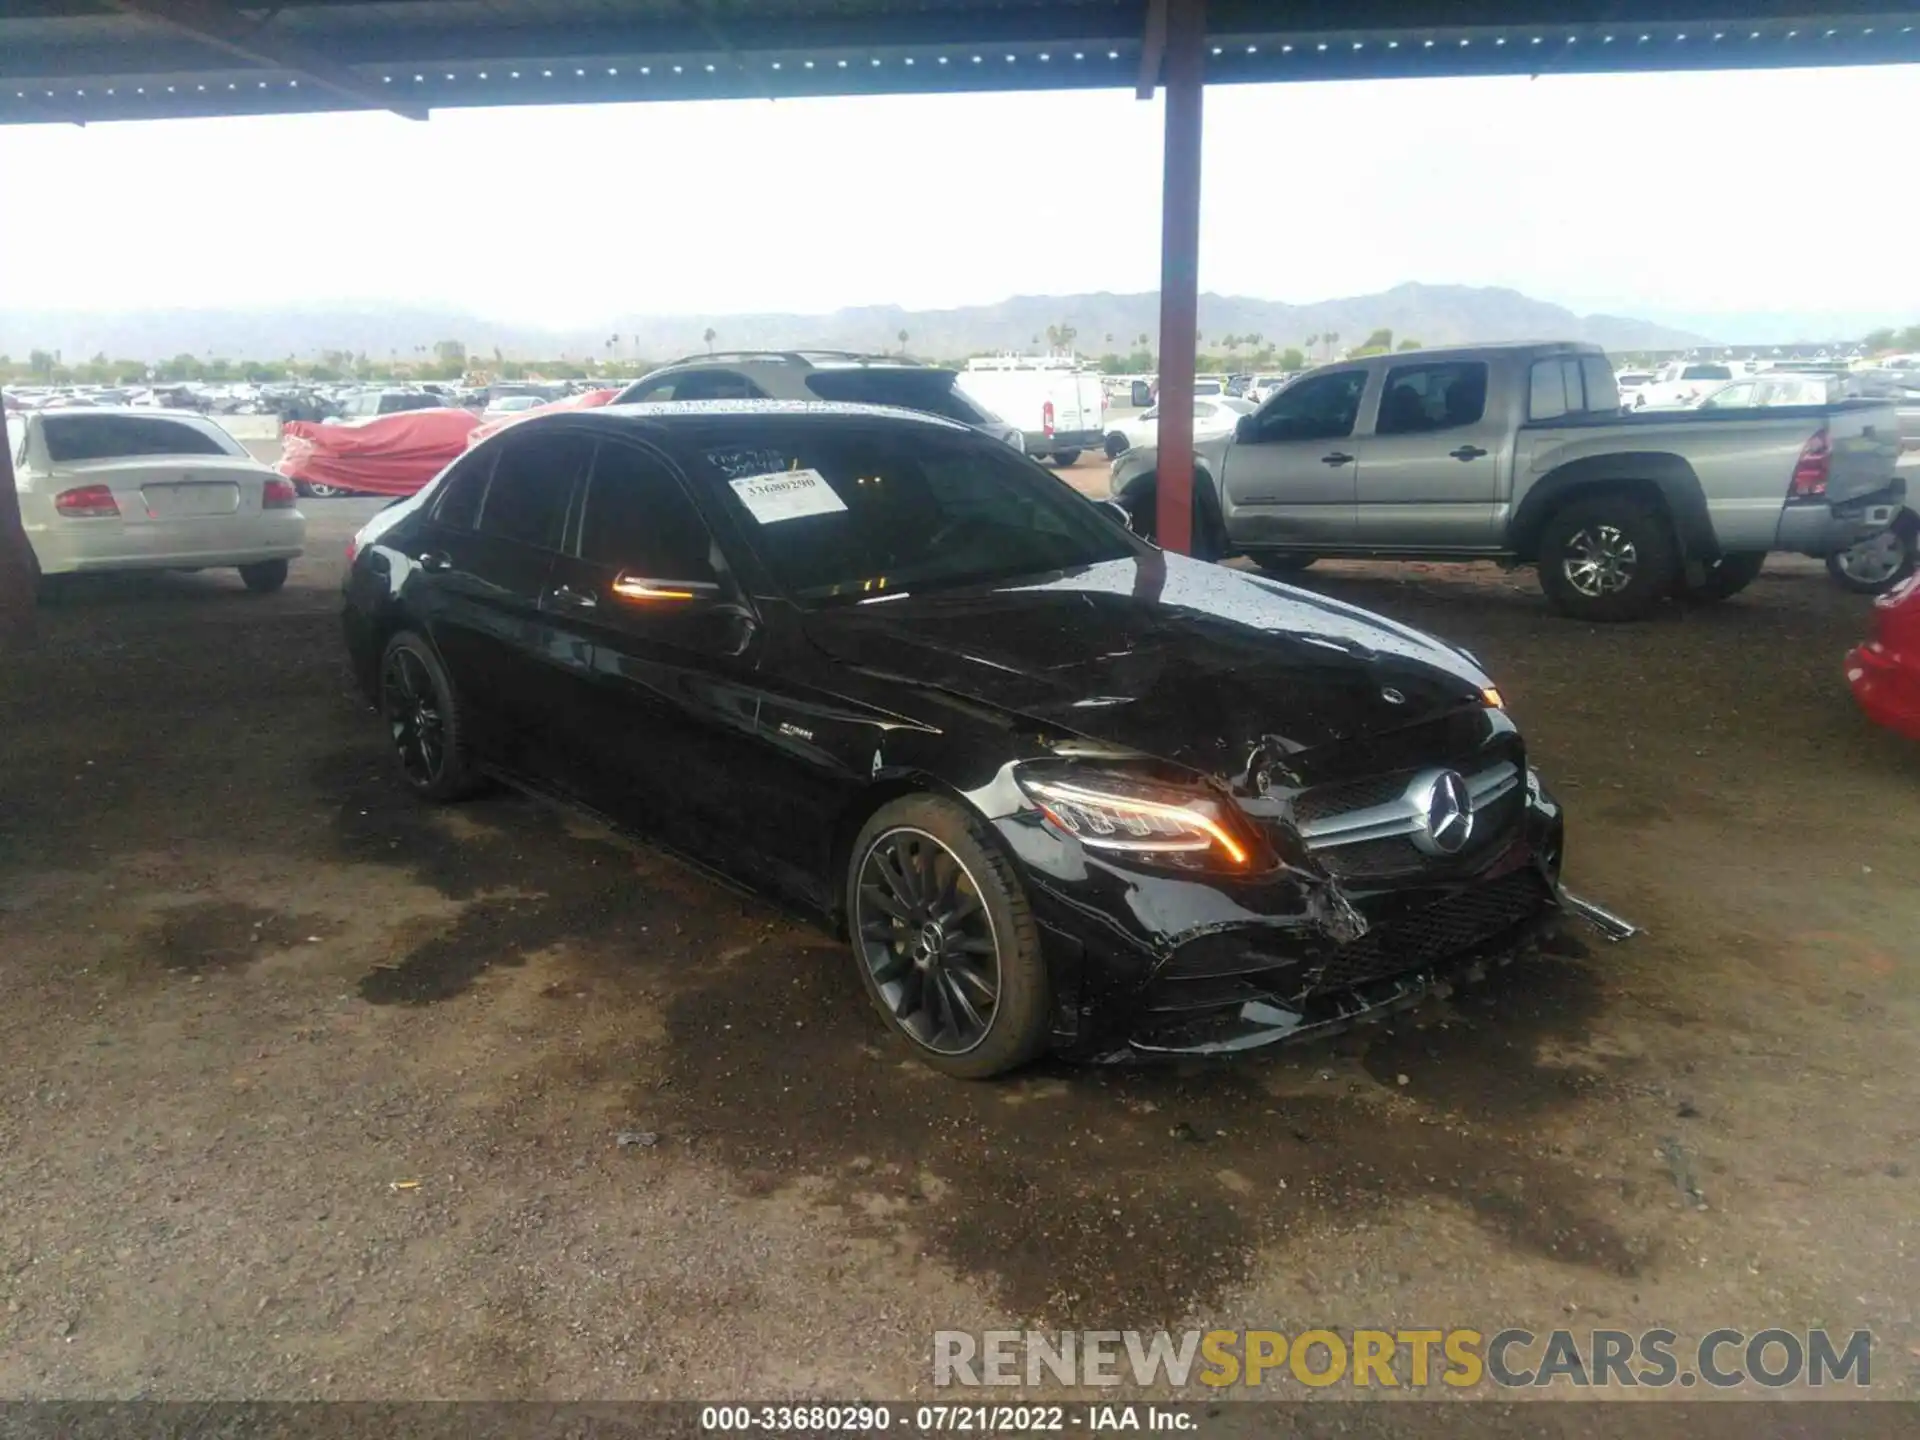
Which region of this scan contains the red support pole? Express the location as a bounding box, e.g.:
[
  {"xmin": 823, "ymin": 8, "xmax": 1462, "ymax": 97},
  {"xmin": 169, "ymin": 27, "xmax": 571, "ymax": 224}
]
[{"xmin": 1153, "ymin": 0, "xmax": 1205, "ymax": 556}]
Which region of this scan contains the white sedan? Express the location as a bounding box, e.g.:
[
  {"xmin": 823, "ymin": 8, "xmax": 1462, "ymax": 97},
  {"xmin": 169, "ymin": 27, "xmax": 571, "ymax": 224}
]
[
  {"xmin": 480, "ymin": 395, "xmax": 549, "ymax": 422},
  {"xmin": 9, "ymin": 408, "xmax": 304, "ymax": 592},
  {"xmin": 1103, "ymin": 396, "xmax": 1253, "ymax": 458}
]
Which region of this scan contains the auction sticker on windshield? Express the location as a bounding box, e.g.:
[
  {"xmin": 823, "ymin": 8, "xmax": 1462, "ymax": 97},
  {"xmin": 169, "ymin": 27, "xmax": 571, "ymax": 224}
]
[{"xmin": 729, "ymin": 467, "xmax": 848, "ymax": 524}]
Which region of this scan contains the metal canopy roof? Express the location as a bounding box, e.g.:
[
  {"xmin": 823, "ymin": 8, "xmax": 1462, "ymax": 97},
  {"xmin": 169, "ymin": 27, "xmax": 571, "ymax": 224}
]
[{"xmin": 4, "ymin": 1, "xmax": 1917, "ymax": 125}]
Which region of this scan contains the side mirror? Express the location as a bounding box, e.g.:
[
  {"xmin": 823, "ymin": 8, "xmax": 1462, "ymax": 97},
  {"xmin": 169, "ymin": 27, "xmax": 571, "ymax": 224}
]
[
  {"xmin": 1100, "ymin": 498, "xmax": 1134, "ymax": 532},
  {"xmin": 1233, "ymin": 415, "xmax": 1258, "ymax": 443},
  {"xmin": 1130, "ymin": 380, "xmax": 1153, "ymax": 407}
]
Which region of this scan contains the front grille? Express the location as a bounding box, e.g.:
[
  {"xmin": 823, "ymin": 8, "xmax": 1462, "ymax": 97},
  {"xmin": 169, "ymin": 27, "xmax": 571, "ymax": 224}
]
[
  {"xmin": 1288, "ymin": 771, "xmax": 1412, "ymax": 826},
  {"xmin": 1301, "ymin": 869, "xmax": 1551, "ymax": 994},
  {"xmin": 1314, "ymin": 784, "xmax": 1526, "ymax": 882}
]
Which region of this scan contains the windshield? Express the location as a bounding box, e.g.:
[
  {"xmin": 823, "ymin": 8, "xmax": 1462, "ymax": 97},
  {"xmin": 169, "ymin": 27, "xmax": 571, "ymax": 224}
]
[
  {"xmin": 1681, "ymin": 365, "xmax": 1733, "ymax": 381},
  {"xmin": 691, "ymin": 421, "xmax": 1138, "ymax": 605}
]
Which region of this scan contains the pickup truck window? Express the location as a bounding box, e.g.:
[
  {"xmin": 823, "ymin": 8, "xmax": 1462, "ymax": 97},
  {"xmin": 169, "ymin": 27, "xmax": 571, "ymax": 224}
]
[
  {"xmin": 1375, "ymin": 362, "xmax": 1488, "ymax": 435},
  {"xmin": 1253, "ymin": 370, "xmax": 1366, "ymax": 442},
  {"xmin": 1529, "ymin": 357, "xmax": 1617, "ymax": 421},
  {"xmin": 1701, "ymin": 382, "xmax": 1759, "ymax": 409}
]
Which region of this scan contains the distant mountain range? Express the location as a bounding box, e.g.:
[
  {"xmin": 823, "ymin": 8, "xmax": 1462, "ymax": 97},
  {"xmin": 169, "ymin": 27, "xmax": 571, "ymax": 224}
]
[{"xmin": 1, "ymin": 282, "xmax": 1714, "ymax": 364}]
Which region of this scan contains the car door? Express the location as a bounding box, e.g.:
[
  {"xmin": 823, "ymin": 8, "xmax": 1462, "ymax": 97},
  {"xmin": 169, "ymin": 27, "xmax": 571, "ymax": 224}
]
[
  {"xmin": 536, "ymin": 436, "xmax": 769, "ymax": 874},
  {"xmin": 408, "ymin": 428, "xmax": 593, "ymax": 774},
  {"xmin": 1217, "ymin": 368, "xmax": 1369, "ymax": 546},
  {"xmin": 1351, "ymin": 359, "xmax": 1506, "ymax": 549}
]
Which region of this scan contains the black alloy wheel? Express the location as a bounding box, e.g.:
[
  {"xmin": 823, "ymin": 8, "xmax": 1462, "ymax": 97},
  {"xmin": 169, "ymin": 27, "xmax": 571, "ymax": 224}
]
[
  {"xmin": 847, "ymin": 796, "xmax": 1050, "ymax": 1078},
  {"xmin": 378, "ymin": 632, "xmax": 477, "ymax": 801}
]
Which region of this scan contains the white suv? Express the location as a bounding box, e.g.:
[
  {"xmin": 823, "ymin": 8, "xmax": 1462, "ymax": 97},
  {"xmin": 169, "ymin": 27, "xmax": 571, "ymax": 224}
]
[{"xmin": 612, "ymin": 351, "xmax": 1025, "ymax": 452}]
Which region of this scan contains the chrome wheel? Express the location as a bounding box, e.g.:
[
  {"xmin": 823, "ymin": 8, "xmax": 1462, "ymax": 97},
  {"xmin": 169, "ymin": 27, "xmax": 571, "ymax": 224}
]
[
  {"xmin": 853, "ymin": 827, "xmax": 1000, "ymax": 1056},
  {"xmin": 381, "ymin": 647, "xmax": 445, "ymax": 788},
  {"xmin": 1562, "ymin": 524, "xmax": 1639, "ymax": 597},
  {"xmin": 1833, "ymin": 529, "xmax": 1907, "ymax": 587},
  {"xmin": 306, "ymin": 483, "xmax": 350, "ymax": 498}
]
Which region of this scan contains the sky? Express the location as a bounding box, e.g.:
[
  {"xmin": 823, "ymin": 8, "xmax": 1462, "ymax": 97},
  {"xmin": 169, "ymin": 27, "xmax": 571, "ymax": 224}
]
[{"xmin": 6, "ymin": 63, "xmax": 1918, "ymax": 340}]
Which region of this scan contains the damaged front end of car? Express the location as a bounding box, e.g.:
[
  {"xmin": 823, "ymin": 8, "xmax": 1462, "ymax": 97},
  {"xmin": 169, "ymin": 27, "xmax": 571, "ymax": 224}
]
[{"xmin": 976, "ymin": 701, "xmax": 1631, "ymax": 1062}]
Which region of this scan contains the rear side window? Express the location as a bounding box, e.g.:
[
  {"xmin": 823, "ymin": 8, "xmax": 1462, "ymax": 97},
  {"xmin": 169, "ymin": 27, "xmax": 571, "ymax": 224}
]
[
  {"xmin": 41, "ymin": 414, "xmax": 234, "ymax": 462},
  {"xmin": 1375, "ymin": 362, "xmax": 1488, "ymax": 435},
  {"xmin": 429, "ymin": 450, "xmax": 494, "ymax": 531},
  {"xmin": 476, "ymin": 431, "xmax": 594, "ymax": 549},
  {"xmin": 1528, "ymin": 356, "xmax": 1614, "ymax": 421},
  {"xmin": 577, "ymin": 442, "xmax": 719, "ymax": 582},
  {"xmin": 804, "ymin": 370, "xmax": 992, "ymax": 426}
]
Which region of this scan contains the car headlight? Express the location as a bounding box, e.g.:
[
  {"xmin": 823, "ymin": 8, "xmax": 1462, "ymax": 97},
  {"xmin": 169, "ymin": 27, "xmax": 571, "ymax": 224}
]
[{"xmin": 1017, "ymin": 769, "xmax": 1258, "ymax": 870}]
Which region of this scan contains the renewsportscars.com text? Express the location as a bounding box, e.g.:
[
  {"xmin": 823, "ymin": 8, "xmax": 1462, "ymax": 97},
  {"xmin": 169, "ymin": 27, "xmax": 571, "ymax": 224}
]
[{"xmin": 933, "ymin": 1327, "xmax": 1872, "ymax": 1391}]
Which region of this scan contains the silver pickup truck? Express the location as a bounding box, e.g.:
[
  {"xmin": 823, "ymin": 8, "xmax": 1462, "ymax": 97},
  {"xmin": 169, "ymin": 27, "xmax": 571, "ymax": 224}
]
[{"xmin": 1110, "ymin": 341, "xmax": 1907, "ymax": 621}]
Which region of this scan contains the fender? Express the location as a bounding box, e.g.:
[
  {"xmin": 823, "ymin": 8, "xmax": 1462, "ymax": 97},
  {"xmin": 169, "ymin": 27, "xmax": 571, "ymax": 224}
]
[
  {"xmin": 1510, "ymin": 450, "xmax": 1718, "ymax": 562},
  {"xmin": 1111, "ymin": 455, "xmax": 1228, "ymax": 557}
]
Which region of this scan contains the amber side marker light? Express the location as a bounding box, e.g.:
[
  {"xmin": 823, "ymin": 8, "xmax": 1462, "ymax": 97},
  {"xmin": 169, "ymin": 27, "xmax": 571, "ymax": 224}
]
[
  {"xmin": 1482, "ymin": 687, "xmax": 1506, "ymax": 709},
  {"xmin": 611, "ymin": 574, "xmax": 709, "ymax": 603}
]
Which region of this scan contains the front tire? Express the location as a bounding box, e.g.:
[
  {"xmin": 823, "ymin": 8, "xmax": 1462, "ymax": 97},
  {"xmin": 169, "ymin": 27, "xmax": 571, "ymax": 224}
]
[
  {"xmin": 1050, "ymin": 449, "xmax": 1082, "ymax": 467},
  {"xmin": 1104, "ymin": 432, "xmax": 1129, "ymax": 459},
  {"xmin": 1537, "ymin": 495, "xmax": 1678, "ymax": 621},
  {"xmin": 305, "ymin": 482, "xmax": 352, "ymax": 499},
  {"xmin": 846, "ymin": 795, "xmax": 1050, "ymax": 1079},
  {"xmin": 1250, "ymin": 553, "xmax": 1317, "ymax": 577},
  {"xmin": 238, "ymin": 559, "xmax": 289, "ymax": 593},
  {"xmin": 378, "ymin": 631, "xmax": 480, "ymax": 802}
]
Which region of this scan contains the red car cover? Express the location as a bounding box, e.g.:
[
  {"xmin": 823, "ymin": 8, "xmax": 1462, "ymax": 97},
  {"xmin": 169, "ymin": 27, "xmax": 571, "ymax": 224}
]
[
  {"xmin": 279, "ymin": 408, "xmax": 483, "ymax": 498},
  {"xmin": 463, "ymin": 387, "xmax": 621, "ymax": 449},
  {"xmin": 1847, "ymin": 572, "xmax": 1920, "ymax": 741}
]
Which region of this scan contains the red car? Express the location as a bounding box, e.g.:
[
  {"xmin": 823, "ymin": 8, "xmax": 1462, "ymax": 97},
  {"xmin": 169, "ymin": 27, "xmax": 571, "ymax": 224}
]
[
  {"xmin": 1847, "ymin": 572, "xmax": 1920, "ymax": 741},
  {"xmin": 279, "ymin": 408, "xmax": 482, "ymax": 499}
]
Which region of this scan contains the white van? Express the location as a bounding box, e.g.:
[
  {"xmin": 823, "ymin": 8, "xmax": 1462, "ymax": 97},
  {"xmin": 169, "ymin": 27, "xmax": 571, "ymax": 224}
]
[{"xmin": 957, "ymin": 356, "xmax": 1108, "ymax": 465}]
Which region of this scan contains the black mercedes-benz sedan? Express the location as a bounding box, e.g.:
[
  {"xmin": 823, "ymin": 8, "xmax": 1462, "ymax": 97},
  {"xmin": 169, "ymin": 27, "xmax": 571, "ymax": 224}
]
[{"xmin": 342, "ymin": 401, "xmax": 1567, "ymax": 1077}]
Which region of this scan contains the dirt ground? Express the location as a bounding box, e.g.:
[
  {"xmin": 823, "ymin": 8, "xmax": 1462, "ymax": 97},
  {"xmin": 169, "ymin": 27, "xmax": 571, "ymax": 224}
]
[{"xmin": 3, "ymin": 475, "xmax": 1919, "ymax": 1407}]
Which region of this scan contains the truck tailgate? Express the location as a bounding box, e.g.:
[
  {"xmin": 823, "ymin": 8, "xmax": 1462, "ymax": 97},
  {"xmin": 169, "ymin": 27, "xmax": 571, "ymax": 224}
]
[{"xmin": 1823, "ymin": 399, "xmax": 1904, "ymax": 506}]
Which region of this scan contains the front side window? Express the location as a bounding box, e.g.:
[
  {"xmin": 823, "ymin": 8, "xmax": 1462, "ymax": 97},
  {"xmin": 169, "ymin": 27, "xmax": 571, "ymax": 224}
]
[
  {"xmin": 1254, "ymin": 370, "xmax": 1366, "ymax": 442},
  {"xmin": 475, "ymin": 431, "xmax": 594, "ymax": 549},
  {"xmin": 1374, "ymin": 362, "xmax": 1489, "ymax": 435},
  {"xmin": 40, "ymin": 414, "xmax": 236, "ymax": 462},
  {"xmin": 691, "ymin": 422, "xmax": 1136, "ymax": 604},
  {"xmin": 1701, "ymin": 382, "xmax": 1758, "ymax": 409},
  {"xmin": 577, "ymin": 442, "xmax": 719, "ymax": 583}
]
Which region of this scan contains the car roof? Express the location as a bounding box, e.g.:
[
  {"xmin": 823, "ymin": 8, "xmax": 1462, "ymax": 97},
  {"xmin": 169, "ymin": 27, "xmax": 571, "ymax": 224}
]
[
  {"xmin": 527, "ymin": 398, "xmax": 976, "ymax": 435},
  {"xmin": 35, "ymin": 405, "xmax": 219, "ymax": 422}
]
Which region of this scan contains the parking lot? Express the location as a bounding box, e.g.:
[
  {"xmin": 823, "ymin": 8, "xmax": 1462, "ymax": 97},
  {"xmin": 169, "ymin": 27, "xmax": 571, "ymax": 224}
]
[{"xmin": 3, "ymin": 483, "xmax": 1919, "ymax": 1400}]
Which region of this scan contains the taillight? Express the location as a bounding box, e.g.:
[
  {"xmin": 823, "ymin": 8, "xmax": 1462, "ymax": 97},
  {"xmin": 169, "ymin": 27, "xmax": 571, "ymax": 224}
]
[
  {"xmin": 263, "ymin": 478, "xmax": 298, "ymax": 509},
  {"xmin": 1789, "ymin": 427, "xmax": 1830, "ymax": 499},
  {"xmin": 1042, "ymin": 401, "xmax": 1056, "ymax": 437},
  {"xmin": 345, "ymin": 536, "xmax": 360, "ymax": 565},
  {"xmin": 54, "ymin": 484, "xmax": 120, "ymax": 519}
]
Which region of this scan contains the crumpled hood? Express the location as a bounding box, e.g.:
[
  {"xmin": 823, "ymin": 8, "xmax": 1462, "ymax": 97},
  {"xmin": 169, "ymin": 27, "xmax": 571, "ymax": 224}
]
[{"xmin": 802, "ymin": 555, "xmax": 1492, "ymax": 777}]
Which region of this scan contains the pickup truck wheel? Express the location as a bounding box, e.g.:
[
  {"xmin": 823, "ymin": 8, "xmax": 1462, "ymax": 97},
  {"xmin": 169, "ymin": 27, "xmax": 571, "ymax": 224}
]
[
  {"xmin": 1051, "ymin": 449, "xmax": 1082, "ymax": 467},
  {"xmin": 1826, "ymin": 527, "xmax": 1916, "ymax": 594},
  {"xmin": 1251, "ymin": 554, "xmax": 1317, "ymax": 576},
  {"xmin": 1687, "ymin": 551, "xmax": 1766, "ymax": 601},
  {"xmin": 1538, "ymin": 497, "xmax": 1677, "ymax": 622},
  {"xmin": 1104, "ymin": 433, "xmax": 1129, "ymax": 459},
  {"xmin": 1125, "ymin": 475, "xmax": 1229, "ymax": 562}
]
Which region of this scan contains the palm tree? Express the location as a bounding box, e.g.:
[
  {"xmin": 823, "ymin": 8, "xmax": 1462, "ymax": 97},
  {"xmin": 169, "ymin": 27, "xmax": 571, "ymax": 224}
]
[
  {"xmin": 1304, "ymin": 334, "xmax": 1320, "ymax": 358},
  {"xmin": 897, "ymin": 328, "xmax": 909, "ymax": 354},
  {"xmin": 1323, "ymin": 331, "xmax": 1340, "ymax": 360},
  {"xmin": 703, "ymin": 327, "xmax": 717, "ymax": 354}
]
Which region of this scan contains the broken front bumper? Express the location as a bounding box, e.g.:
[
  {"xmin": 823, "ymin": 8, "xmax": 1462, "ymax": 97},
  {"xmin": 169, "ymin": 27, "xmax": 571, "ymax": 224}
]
[{"xmin": 1012, "ymin": 778, "xmax": 1582, "ymax": 1061}]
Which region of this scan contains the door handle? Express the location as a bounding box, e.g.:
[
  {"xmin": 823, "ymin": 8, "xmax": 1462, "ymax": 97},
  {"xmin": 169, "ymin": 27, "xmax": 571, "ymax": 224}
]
[
  {"xmin": 1449, "ymin": 445, "xmax": 1489, "ymax": 461},
  {"xmin": 549, "ymin": 584, "xmax": 598, "ymax": 610},
  {"xmin": 1321, "ymin": 452, "xmax": 1354, "ymax": 467},
  {"xmin": 416, "ymin": 550, "xmax": 451, "ymax": 572}
]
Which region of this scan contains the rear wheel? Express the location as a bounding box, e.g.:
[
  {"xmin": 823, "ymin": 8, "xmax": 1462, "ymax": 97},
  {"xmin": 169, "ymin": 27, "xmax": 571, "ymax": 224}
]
[
  {"xmin": 1686, "ymin": 551, "xmax": 1766, "ymax": 602},
  {"xmin": 1537, "ymin": 494, "xmax": 1678, "ymax": 622},
  {"xmin": 304, "ymin": 482, "xmax": 352, "ymax": 499},
  {"xmin": 378, "ymin": 631, "xmax": 480, "ymax": 802},
  {"xmin": 847, "ymin": 794, "xmax": 1050, "ymax": 1079},
  {"xmin": 1827, "ymin": 526, "xmax": 1916, "ymax": 594},
  {"xmin": 1050, "ymin": 449, "xmax": 1082, "ymax": 467},
  {"xmin": 238, "ymin": 559, "xmax": 289, "ymax": 594}
]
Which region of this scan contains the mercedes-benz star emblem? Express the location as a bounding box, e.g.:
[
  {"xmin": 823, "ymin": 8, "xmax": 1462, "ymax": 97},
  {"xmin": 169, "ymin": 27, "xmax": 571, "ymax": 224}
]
[{"xmin": 1408, "ymin": 769, "xmax": 1474, "ymax": 856}]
